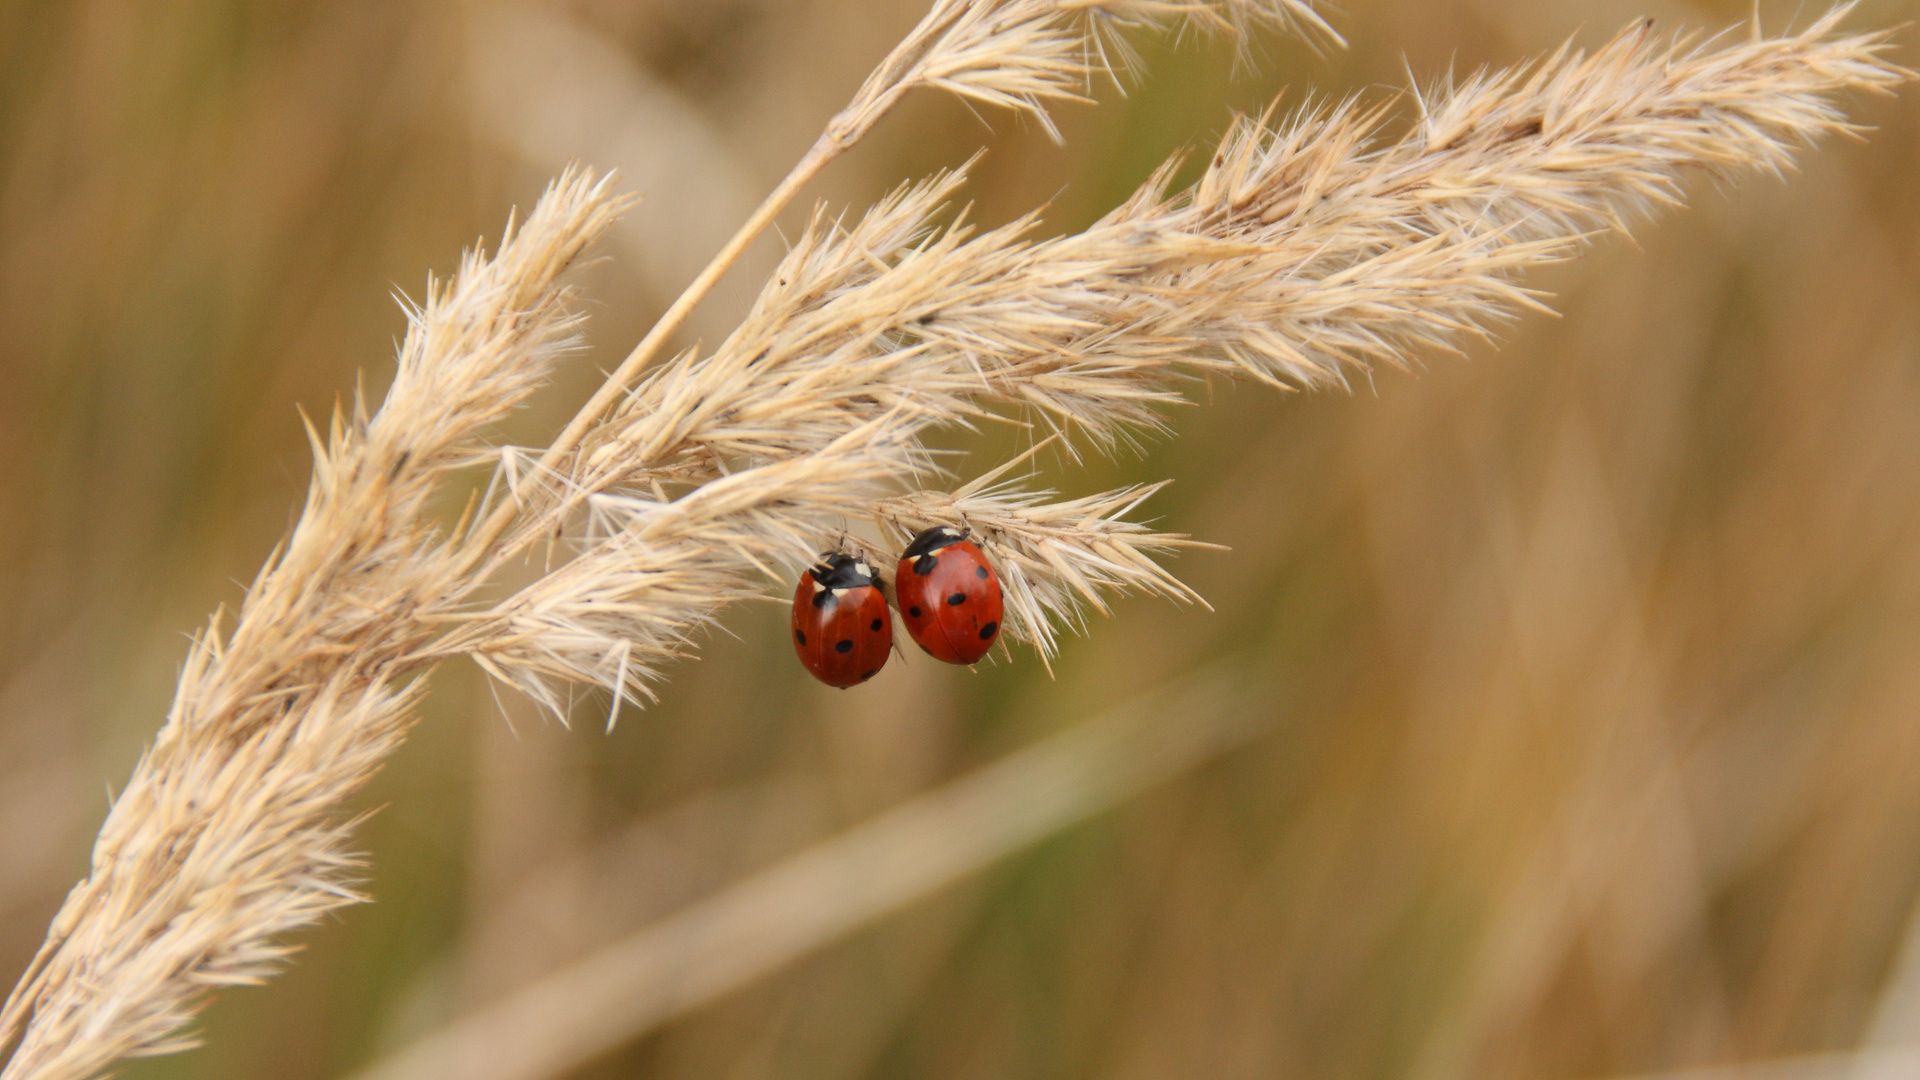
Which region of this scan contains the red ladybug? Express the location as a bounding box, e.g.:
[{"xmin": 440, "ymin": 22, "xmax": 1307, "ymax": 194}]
[
  {"xmin": 895, "ymin": 526, "xmax": 1003, "ymax": 665},
  {"xmin": 791, "ymin": 552, "xmax": 892, "ymax": 688}
]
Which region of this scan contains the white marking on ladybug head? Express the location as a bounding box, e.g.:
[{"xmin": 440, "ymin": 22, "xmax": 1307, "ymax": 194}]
[
  {"xmin": 832, "ymin": 588, "xmax": 849, "ymax": 598},
  {"xmin": 854, "ymin": 562, "xmax": 871, "ymax": 577}
]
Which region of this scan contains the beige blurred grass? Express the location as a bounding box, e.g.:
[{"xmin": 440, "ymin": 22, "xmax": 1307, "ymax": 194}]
[
  {"xmin": 349, "ymin": 662, "xmax": 1262, "ymax": 1080},
  {"xmin": 0, "ymin": 2, "xmax": 1918, "ymax": 1080}
]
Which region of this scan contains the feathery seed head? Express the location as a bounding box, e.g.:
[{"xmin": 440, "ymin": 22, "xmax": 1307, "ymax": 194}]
[
  {"xmin": 0, "ymin": 169, "xmax": 627, "ymax": 1078},
  {"xmin": 473, "ymin": 10, "xmax": 1906, "ymax": 707},
  {"xmin": 3, "ymin": 7, "xmax": 1907, "ymax": 1078},
  {"xmin": 873, "ymin": 475, "xmax": 1212, "ymax": 660},
  {"xmin": 830, "ymin": 0, "xmax": 1337, "ymax": 147},
  {"xmin": 449, "ymin": 415, "xmax": 926, "ymax": 722}
]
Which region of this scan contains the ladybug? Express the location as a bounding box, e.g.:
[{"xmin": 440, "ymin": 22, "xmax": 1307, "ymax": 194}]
[
  {"xmin": 894, "ymin": 526, "xmax": 1004, "ymax": 665},
  {"xmin": 791, "ymin": 552, "xmax": 892, "ymax": 688}
]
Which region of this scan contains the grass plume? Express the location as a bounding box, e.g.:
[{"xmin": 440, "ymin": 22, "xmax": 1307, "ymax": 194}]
[
  {"xmin": 0, "ymin": 170, "xmax": 629, "ymax": 1078},
  {"xmin": 0, "ymin": 3, "xmax": 1905, "ymax": 1076}
]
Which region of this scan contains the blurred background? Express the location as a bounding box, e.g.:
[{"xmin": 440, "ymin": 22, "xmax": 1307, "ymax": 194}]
[{"xmin": 3, "ymin": 1, "xmax": 1920, "ymax": 1078}]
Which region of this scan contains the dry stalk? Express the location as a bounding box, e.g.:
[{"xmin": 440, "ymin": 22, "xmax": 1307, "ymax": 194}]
[{"xmin": 0, "ymin": 3, "xmax": 1906, "ymax": 1077}]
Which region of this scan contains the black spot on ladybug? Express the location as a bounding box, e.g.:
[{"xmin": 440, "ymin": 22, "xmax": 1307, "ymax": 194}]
[
  {"xmin": 836, "ymin": 640, "xmax": 853, "ymax": 654},
  {"xmin": 861, "ymin": 669, "xmax": 877, "ymax": 681},
  {"xmin": 975, "ymin": 566, "xmax": 989, "ymax": 579},
  {"xmin": 870, "ymin": 619, "xmax": 883, "ymax": 631},
  {"xmin": 913, "ymin": 554, "xmax": 937, "ymax": 575},
  {"xmin": 909, "ymin": 606, "xmax": 922, "ymax": 618},
  {"xmin": 795, "ymin": 630, "xmax": 806, "ymax": 645},
  {"xmin": 947, "ymin": 593, "xmax": 966, "ymax": 606},
  {"xmin": 979, "ymin": 621, "xmax": 997, "ymax": 640}
]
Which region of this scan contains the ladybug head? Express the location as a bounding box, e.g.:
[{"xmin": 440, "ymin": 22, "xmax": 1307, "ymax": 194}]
[
  {"xmin": 901, "ymin": 526, "xmax": 969, "ymax": 561},
  {"xmin": 808, "ymin": 551, "xmax": 878, "ymax": 590}
]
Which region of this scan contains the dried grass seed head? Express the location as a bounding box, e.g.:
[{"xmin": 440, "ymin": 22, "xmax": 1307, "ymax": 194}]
[
  {"xmin": 830, "ymin": 0, "xmax": 1338, "ymax": 148},
  {"xmin": 473, "ymin": 9, "xmax": 1908, "ymax": 707},
  {"xmin": 0, "ymin": 169, "xmax": 627, "ymax": 1080}
]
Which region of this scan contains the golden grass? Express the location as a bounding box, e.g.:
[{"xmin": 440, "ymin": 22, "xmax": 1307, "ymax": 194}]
[{"xmin": 0, "ymin": 2, "xmax": 1906, "ymax": 1077}]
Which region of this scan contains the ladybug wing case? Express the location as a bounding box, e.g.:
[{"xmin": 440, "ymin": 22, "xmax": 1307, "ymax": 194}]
[
  {"xmin": 896, "ymin": 530, "xmax": 1003, "ymax": 665},
  {"xmin": 792, "ymin": 556, "xmax": 893, "ymax": 688}
]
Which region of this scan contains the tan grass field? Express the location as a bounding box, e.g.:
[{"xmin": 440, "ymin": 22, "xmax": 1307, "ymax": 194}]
[{"xmin": 0, "ymin": 2, "xmax": 1917, "ymax": 1078}]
